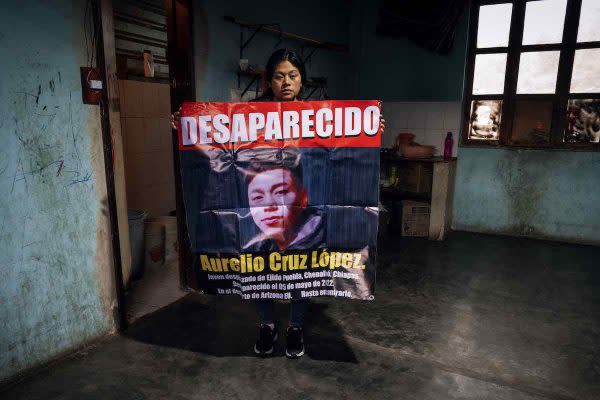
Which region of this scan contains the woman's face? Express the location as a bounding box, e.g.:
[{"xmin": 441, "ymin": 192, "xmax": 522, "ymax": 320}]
[
  {"xmin": 271, "ymin": 61, "xmax": 302, "ymax": 101},
  {"xmin": 248, "ymin": 168, "xmax": 307, "ymax": 240}
]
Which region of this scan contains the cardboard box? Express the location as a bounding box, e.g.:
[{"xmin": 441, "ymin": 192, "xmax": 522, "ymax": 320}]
[{"xmin": 401, "ymin": 200, "xmax": 430, "ymax": 237}]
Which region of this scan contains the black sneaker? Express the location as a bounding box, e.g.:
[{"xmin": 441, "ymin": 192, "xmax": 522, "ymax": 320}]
[
  {"xmin": 285, "ymin": 326, "xmax": 305, "ymax": 359},
  {"xmin": 254, "ymin": 324, "xmax": 278, "ymax": 356}
]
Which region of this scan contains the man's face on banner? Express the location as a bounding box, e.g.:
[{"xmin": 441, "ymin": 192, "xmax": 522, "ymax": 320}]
[{"xmin": 247, "ymin": 168, "xmax": 307, "ymax": 241}]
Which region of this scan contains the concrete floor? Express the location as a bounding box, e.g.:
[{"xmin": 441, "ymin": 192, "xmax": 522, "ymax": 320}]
[
  {"xmin": 126, "ymin": 259, "xmax": 185, "ymax": 323},
  {"xmin": 3, "ymin": 232, "xmax": 600, "ymax": 400}
]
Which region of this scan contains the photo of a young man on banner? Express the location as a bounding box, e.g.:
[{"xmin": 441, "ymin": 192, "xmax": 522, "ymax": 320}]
[
  {"xmin": 242, "ymin": 149, "xmax": 325, "ymax": 252},
  {"xmin": 177, "ymin": 99, "xmax": 381, "ymax": 303}
]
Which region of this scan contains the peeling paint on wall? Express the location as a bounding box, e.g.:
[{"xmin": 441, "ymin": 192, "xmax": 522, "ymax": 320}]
[{"xmin": 0, "ymin": 0, "xmax": 116, "ymax": 382}]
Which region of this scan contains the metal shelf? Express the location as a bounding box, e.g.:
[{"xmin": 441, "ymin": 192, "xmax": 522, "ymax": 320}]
[
  {"xmin": 224, "ymin": 15, "xmax": 349, "ymax": 59},
  {"xmin": 225, "ymin": 15, "xmax": 347, "ymax": 100}
]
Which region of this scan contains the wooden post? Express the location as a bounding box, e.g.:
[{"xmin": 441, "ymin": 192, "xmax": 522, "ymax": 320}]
[
  {"xmin": 96, "ymin": 0, "xmax": 130, "ymax": 330},
  {"xmin": 165, "ymin": 0, "xmax": 196, "ymax": 290}
]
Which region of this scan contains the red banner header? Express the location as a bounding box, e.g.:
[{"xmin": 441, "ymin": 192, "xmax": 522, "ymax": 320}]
[{"xmin": 178, "ymin": 100, "xmax": 381, "ymax": 150}]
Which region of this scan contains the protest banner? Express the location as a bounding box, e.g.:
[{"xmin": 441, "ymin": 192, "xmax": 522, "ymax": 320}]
[{"xmin": 178, "ymin": 100, "xmax": 381, "ymax": 301}]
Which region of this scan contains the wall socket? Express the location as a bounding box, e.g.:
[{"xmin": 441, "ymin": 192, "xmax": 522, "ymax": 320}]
[{"xmin": 80, "ymin": 67, "xmax": 103, "ymax": 104}]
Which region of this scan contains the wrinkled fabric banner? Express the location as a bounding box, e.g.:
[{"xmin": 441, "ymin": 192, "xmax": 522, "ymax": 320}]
[{"xmin": 178, "ymin": 100, "xmax": 381, "ymax": 301}]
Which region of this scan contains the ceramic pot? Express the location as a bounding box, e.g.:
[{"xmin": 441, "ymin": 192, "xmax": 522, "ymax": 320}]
[{"xmin": 393, "ymin": 133, "xmax": 415, "ymax": 152}]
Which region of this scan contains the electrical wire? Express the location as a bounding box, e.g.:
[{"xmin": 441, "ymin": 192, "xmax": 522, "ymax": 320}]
[
  {"xmin": 84, "ymin": 0, "xmax": 91, "ymax": 66},
  {"xmin": 84, "ymin": 0, "xmax": 101, "ymax": 67}
]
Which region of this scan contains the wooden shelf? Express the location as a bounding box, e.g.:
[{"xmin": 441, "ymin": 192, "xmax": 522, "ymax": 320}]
[
  {"xmin": 226, "ymin": 16, "xmax": 340, "ymax": 101},
  {"xmin": 236, "ymin": 69, "xmax": 265, "ymax": 98},
  {"xmin": 224, "ymin": 16, "xmax": 349, "ymax": 52},
  {"xmin": 380, "ymin": 159, "xmax": 457, "ymax": 241}
]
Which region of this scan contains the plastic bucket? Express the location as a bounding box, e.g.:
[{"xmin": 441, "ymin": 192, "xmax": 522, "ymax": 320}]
[
  {"xmin": 150, "ymin": 216, "xmax": 178, "ymax": 264},
  {"xmin": 127, "ymin": 209, "xmax": 147, "ymax": 282},
  {"xmin": 144, "ymin": 220, "xmax": 165, "ymax": 270}
]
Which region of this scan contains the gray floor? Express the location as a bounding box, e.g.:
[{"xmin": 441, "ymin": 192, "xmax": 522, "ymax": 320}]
[
  {"xmin": 126, "ymin": 258, "xmax": 185, "ymax": 323},
  {"xmin": 3, "ymin": 232, "xmax": 600, "ymax": 400}
]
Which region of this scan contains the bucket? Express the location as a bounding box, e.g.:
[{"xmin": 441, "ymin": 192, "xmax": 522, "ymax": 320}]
[
  {"xmin": 150, "ymin": 216, "xmax": 178, "ymax": 264},
  {"xmin": 127, "ymin": 209, "xmax": 147, "ymax": 282},
  {"xmin": 144, "ymin": 220, "xmax": 165, "ymax": 270}
]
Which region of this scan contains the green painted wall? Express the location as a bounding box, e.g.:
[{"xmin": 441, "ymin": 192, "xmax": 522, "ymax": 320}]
[
  {"xmin": 0, "ymin": 0, "xmax": 116, "ymax": 382},
  {"xmin": 193, "ymin": 0, "xmax": 353, "ymax": 102},
  {"xmin": 453, "ymin": 148, "xmax": 600, "ymax": 245},
  {"xmin": 349, "ymin": 0, "xmax": 469, "ymax": 102}
]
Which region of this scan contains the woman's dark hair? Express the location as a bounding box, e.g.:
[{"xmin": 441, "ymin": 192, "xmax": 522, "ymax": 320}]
[{"xmin": 253, "ymin": 48, "xmax": 306, "ymax": 101}]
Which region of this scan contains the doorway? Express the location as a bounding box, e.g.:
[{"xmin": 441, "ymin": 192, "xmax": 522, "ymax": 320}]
[
  {"xmin": 100, "ymin": 0, "xmax": 195, "ymax": 324},
  {"xmin": 115, "ymin": 0, "xmax": 183, "ymax": 323}
]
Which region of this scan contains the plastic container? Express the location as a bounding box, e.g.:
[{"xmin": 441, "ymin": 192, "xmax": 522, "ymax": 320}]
[
  {"xmin": 149, "ymin": 216, "xmax": 178, "ymax": 264},
  {"xmin": 443, "ymin": 132, "xmax": 454, "ymax": 160},
  {"xmin": 127, "ymin": 209, "xmax": 147, "ymax": 282},
  {"xmin": 143, "ymin": 50, "xmax": 155, "ymax": 77},
  {"xmin": 144, "ymin": 220, "xmax": 165, "ymax": 271}
]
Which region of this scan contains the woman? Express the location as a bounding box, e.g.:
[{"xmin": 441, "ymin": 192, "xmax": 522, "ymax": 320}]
[
  {"xmin": 245, "ymin": 49, "xmax": 311, "ymax": 359},
  {"xmin": 172, "ymin": 48, "xmax": 384, "ymax": 359}
]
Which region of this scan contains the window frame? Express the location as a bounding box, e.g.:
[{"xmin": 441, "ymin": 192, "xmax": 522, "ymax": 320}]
[{"xmin": 461, "ymin": 0, "xmax": 600, "ymax": 151}]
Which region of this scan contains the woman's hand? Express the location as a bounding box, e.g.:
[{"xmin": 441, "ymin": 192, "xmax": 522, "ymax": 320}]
[
  {"xmin": 170, "ymin": 107, "xmax": 182, "ymax": 130},
  {"xmin": 379, "ymin": 101, "xmax": 385, "ymax": 134}
]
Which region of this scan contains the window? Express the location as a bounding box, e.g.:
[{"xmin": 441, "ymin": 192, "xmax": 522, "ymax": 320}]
[{"xmin": 462, "ymin": 0, "xmax": 600, "ymax": 150}]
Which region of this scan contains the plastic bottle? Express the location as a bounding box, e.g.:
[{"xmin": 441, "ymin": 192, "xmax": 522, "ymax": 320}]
[
  {"xmin": 143, "ymin": 50, "xmax": 155, "ymax": 78},
  {"xmin": 443, "ymin": 132, "xmax": 453, "ymax": 160}
]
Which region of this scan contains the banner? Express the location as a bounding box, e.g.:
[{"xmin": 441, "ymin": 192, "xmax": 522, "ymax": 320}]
[{"xmin": 178, "ymin": 100, "xmax": 381, "ymax": 301}]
